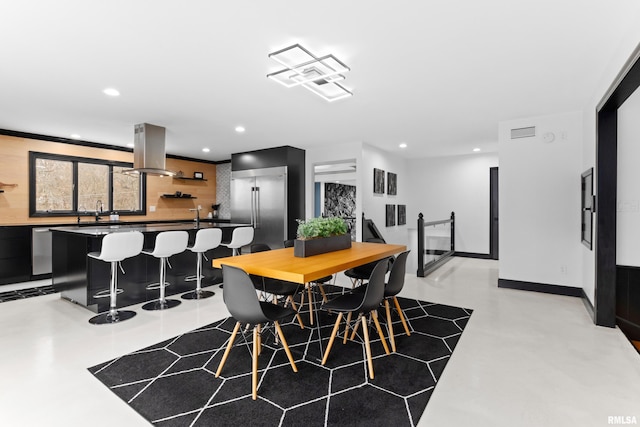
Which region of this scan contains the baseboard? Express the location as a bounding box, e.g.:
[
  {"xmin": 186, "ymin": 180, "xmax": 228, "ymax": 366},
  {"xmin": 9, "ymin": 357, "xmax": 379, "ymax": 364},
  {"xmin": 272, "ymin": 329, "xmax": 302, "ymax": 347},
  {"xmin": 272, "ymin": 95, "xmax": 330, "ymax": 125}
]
[
  {"xmin": 497, "ymin": 278, "xmax": 583, "ymax": 297},
  {"xmin": 454, "ymin": 252, "xmax": 493, "ymax": 259},
  {"xmin": 581, "ymin": 289, "xmax": 595, "ymax": 322}
]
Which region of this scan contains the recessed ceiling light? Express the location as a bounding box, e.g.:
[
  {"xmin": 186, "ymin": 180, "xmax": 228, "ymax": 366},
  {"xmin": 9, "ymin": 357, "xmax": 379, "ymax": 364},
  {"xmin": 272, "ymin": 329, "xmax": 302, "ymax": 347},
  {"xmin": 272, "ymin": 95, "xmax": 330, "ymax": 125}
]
[
  {"xmin": 399, "ymin": 143, "xmax": 407, "ymax": 148},
  {"xmin": 473, "ymin": 148, "xmax": 481, "ymax": 152},
  {"xmin": 103, "ymin": 88, "xmax": 120, "ymax": 97},
  {"xmin": 126, "ymin": 143, "xmax": 134, "ymax": 148},
  {"xmin": 235, "ymin": 126, "xmax": 245, "ymax": 133},
  {"xmin": 70, "ymin": 134, "xmax": 81, "ymax": 139},
  {"xmin": 202, "ymin": 148, "xmax": 210, "ymax": 153}
]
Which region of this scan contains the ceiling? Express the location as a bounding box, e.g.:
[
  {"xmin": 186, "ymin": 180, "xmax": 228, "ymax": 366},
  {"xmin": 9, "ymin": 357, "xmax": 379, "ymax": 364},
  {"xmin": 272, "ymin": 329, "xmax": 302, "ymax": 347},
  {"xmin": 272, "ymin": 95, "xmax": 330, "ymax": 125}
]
[{"xmin": 2, "ymin": 1, "xmax": 640, "ymax": 162}]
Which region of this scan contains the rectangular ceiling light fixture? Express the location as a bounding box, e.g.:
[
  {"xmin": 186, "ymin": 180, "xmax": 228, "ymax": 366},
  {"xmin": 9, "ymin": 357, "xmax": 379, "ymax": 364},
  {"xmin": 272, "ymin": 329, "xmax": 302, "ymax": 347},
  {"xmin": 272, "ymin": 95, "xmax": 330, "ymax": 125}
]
[{"xmin": 267, "ymin": 43, "xmax": 353, "ymax": 102}]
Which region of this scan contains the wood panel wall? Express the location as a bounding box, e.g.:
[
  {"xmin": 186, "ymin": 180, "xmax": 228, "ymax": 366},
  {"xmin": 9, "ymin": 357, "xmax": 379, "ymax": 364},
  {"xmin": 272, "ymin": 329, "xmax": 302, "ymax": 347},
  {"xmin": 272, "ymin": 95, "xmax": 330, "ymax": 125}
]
[{"xmin": 0, "ymin": 134, "xmax": 217, "ymax": 225}]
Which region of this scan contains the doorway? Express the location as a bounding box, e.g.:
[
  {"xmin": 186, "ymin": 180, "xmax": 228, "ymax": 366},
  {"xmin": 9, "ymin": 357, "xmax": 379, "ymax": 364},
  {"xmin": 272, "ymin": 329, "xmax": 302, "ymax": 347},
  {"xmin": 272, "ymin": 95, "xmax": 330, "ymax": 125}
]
[
  {"xmin": 490, "ymin": 167, "xmax": 499, "ymax": 260},
  {"xmin": 313, "ymin": 160, "xmax": 357, "ymax": 239}
]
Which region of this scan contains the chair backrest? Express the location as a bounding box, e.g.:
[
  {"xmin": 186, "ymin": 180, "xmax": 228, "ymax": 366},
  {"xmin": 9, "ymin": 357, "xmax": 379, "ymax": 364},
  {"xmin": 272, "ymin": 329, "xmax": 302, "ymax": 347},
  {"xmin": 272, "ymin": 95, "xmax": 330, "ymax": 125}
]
[
  {"xmin": 98, "ymin": 231, "xmax": 144, "ymax": 262},
  {"xmin": 228, "ymin": 226, "xmax": 254, "ymax": 249},
  {"xmin": 359, "ymin": 259, "xmax": 390, "ymax": 312},
  {"xmin": 385, "ymin": 250, "xmax": 410, "ymax": 297},
  {"xmin": 222, "ymin": 265, "xmax": 268, "ymax": 324},
  {"xmin": 250, "ymin": 243, "xmax": 271, "ymax": 253},
  {"xmin": 190, "ymin": 228, "xmax": 223, "ymax": 253},
  {"xmin": 283, "ymin": 239, "xmax": 294, "ymax": 248},
  {"xmin": 151, "ymin": 230, "xmax": 189, "ymax": 258}
]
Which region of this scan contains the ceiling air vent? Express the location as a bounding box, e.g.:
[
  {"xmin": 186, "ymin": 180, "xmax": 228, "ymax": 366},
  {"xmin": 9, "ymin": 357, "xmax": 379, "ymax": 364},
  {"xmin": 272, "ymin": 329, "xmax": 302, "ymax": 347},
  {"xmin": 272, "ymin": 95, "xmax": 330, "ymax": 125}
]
[{"xmin": 511, "ymin": 126, "xmax": 536, "ymax": 139}]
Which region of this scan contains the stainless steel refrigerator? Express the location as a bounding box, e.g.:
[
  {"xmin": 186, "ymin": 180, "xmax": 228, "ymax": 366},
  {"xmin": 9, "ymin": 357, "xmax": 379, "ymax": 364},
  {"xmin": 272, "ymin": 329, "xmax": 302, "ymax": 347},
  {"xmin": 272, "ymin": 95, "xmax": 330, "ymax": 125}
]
[{"xmin": 231, "ymin": 166, "xmax": 287, "ymax": 249}]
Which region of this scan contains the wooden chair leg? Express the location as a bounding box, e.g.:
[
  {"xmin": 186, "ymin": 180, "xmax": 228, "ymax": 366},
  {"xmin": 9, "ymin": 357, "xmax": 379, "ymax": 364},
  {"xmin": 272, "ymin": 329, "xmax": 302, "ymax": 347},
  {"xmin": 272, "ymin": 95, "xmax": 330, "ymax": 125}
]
[
  {"xmin": 287, "ymin": 295, "xmax": 305, "ymax": 329},
  {"xmin": 361, "ymin": 315, "xmax": 374, "ymax": 379},
  {"xmin": 307, "ymin": 284, "xmax": 314, "ymax": 326},
  {"xmin": 385, "ymin": 299, "xmax": 396, "ymax": 352},
  {"xmin": 393, "ymin": 296, "xmax": 411, "ymax": 336},
  {"xmin": 321, "ymin": 312, "xmax": 343, "ymax": 365},
  {"xmin": 350, "ymin": 313, "xmax": 362, "ymax": 340},
  {"xmin": 215, "ymin": 321, "xmax": 240, "ymax": 377},
  {"xmin": 256, "ymin": 324, "xmax": 262, "ymax": 356},
  {"xmin": 274, "ymin": 321, "xmax": 298, "ymax": 372},
  {"xmin": 252, "ymin": 325, "xmax": 260, "ymax": 400},
  {"xmin": 343, "ymin": 311, "xmax": 353, "ymax": 344},
  {"xmin": 317, "ymin": 284, "xmax": 328, "ymax": 302},
  {"xmin": 371, "ymin": 310, "xmax": 390, "ymax": 355}
]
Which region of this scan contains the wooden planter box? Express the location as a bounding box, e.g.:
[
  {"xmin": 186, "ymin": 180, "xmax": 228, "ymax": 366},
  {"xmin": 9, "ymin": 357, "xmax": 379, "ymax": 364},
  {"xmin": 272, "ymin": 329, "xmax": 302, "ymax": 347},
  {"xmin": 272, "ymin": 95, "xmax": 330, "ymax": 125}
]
[{"xmin": 293, "ymin": 234, "xmax": 352, "ymax": 258}]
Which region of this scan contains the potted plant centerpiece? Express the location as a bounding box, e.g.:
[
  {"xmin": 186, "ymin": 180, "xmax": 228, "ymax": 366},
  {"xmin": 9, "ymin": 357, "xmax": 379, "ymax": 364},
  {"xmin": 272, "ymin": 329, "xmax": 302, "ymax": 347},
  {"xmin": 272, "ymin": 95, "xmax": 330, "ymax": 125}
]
[{"xmin": 294, "ymin": 217, "xmax": 351, "ymax": 257}]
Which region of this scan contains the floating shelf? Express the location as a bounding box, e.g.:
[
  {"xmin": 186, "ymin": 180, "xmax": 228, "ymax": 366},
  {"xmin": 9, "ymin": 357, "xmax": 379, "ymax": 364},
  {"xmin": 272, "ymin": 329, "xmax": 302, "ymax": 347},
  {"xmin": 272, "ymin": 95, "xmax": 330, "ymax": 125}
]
[
  {"xmin": 162, "ymin": 194, "xmax": 197, "ymax": 199},
  {"xmin": 173, "ymin": 177, "xmax": 207, "ymax": 181}
]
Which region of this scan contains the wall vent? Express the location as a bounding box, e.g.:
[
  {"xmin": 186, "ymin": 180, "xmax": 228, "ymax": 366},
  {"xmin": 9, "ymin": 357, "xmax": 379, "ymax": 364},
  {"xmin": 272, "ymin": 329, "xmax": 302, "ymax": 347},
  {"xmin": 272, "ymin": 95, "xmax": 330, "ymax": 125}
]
[{"xmin": 511, "ymin": 126, "xmax": 536, "ymax": 139}]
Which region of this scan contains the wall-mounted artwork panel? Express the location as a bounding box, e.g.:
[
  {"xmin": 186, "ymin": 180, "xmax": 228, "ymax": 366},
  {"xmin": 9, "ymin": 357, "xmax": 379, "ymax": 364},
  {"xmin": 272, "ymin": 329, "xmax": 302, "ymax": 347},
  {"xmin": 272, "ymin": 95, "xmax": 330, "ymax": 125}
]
[
  {"xmin": 374, "ymin": 168, "xmax": 385, "ymax": 194},
  {"xmin": 386, "ymin": 204, "xmax": 396, "ymax": 227},
  {"xmin": 398, "ymin": 204, "xmax": 406, "ymax": 225},
  {"xmin": 387, "ymin": 172, "xmax": 397, "ymax": 195}
]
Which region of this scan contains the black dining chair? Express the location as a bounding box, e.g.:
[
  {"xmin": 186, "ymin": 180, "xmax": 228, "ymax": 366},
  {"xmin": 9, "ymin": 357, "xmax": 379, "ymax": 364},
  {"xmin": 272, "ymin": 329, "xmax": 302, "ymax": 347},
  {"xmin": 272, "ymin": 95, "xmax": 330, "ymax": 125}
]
[
  {"xmin": 320, "ymin": 259, "xmax": 391, "ymax": 379},
  {"xmin": 250, "ymin": 243, "xmax": 304, "ymax": 329},
  {"xmin": 215, "ymin": 265, "xmax": 299, "ymax": 400},
  {"xmin": 344, "ymin": 238, "xmax": 393, "ymax": 288},
  {"xmin": 354, "ymin": 250, "xmax": 412, "ymax": 352}
]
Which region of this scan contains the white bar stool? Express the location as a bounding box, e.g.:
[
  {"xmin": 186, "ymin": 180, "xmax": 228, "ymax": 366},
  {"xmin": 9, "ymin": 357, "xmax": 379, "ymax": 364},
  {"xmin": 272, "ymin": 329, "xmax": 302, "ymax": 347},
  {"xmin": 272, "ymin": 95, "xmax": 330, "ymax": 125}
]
[
  {"xmin": 141, "ymin": 230, "xmax": 189, "ymax": 311},
  {"xmin": 219, "ymin": 226, "xmax": 254, "ymax": 289},
  {"xmin": 88, "ymin": 231, "xmax": 144, "ymax": 325},
  {"xmin": 182, "ymin": 228, "xmax": 222, "ymax": 300},
  {"xmin": 223, "ymin": 226, "xmax": 254, "ymax": 256}
]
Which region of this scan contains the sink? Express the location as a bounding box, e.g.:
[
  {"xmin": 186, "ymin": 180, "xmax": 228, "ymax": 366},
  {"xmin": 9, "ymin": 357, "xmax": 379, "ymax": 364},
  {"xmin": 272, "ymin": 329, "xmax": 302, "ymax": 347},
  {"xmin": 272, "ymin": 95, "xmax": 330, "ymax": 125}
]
[{"xmin": 76, "ymin": 221, "xmax": 124, "ymax": 227}]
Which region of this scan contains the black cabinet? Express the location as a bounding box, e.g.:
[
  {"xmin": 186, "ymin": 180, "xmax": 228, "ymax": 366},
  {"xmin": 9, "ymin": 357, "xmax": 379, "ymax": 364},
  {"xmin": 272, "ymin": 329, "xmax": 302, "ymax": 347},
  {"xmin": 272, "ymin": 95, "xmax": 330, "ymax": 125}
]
[
  {"xmin": 0, "ymin": 226, "xmax": 31, "ymax": 285},
  {"xmin": 616, "ymin": 265, "xmax": 640, "ymax": 341}
]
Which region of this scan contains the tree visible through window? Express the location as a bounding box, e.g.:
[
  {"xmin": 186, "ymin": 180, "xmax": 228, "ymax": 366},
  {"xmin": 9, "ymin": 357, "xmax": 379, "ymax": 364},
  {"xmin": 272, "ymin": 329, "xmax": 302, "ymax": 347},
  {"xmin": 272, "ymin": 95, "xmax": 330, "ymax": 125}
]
[{"xmin": 30, "ymin": 151, "xmax": 145, "ymax": 216}]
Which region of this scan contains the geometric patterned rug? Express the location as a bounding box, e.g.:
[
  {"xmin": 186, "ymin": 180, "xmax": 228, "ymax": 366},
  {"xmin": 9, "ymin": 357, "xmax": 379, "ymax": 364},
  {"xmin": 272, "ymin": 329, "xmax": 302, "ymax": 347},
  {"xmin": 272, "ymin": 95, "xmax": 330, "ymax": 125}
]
[
  {"xmin": 88, "ymin": 286, "xmax": 472, "ymax": 426},
  {"xmin": 0, "ymin": 285, "xmax": 57, "ymax": 303}
]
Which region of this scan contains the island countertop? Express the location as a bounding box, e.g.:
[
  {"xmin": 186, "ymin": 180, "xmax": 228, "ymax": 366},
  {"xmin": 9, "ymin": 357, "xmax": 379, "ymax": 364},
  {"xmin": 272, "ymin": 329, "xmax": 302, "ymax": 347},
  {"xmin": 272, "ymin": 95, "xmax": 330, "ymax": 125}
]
[{"xmin": 49, "ymin": 221, "xmax": 251, "ymax": 236}]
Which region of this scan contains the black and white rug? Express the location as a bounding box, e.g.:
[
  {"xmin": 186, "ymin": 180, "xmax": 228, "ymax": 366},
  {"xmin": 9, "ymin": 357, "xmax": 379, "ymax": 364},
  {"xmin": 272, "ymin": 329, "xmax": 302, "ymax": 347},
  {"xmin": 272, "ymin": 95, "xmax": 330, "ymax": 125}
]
[
  {"xmin": 89, "ymin": 287, "xmax": 472, "ymax": 426},
  {"xmin": 0, "ymin": 285, "xmax": 57, "ymax": 303}
]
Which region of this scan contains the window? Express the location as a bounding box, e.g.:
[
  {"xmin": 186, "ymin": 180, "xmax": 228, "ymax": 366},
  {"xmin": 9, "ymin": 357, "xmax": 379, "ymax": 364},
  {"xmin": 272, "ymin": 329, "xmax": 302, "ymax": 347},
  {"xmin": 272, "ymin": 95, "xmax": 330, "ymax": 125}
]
[{"xmin": 29, "ymin": 151, "xmax": 146, "ymax": 217}]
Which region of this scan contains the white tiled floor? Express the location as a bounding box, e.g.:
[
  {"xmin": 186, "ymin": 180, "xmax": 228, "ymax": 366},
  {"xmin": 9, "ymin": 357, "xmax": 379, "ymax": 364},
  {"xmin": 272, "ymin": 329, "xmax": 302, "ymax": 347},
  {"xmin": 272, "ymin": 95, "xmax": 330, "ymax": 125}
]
[{"xmin": 0, "ymin": 257, "xmax": 638, "ymax": 426}]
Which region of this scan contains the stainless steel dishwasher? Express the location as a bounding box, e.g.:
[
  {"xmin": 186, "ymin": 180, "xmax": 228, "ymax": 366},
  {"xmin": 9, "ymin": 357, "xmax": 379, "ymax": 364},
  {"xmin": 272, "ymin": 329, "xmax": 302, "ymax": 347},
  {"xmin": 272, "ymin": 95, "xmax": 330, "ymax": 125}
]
[{"xmin": 32, "ymin": 227, "xmax": 52, "ymax": 275}]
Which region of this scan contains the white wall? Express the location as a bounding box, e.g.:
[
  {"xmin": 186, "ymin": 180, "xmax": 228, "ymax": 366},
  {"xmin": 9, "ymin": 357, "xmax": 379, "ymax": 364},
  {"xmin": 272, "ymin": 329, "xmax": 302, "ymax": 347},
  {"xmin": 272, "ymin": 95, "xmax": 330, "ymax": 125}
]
[
  {"xmin": 499, "ymin": 111, "xmax": 583, "ymax": 288},
  {"xmin": 361, "ymin": 144, "xmax": 410, "ymax": 247},
  {"xmin": 616, "ymin": 87, "xmax": 640, "ymax": 266},
  {"xmin": 407, "ymin": 153, "xmax": 498, "ymax": 254}
]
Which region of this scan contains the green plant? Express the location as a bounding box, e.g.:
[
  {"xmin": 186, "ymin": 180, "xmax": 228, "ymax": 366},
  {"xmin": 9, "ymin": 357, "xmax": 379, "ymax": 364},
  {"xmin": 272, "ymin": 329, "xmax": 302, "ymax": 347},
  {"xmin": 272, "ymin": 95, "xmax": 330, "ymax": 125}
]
[{"xmin": 296, "ymin": 217, "xmax": 348, "ymax": 240}]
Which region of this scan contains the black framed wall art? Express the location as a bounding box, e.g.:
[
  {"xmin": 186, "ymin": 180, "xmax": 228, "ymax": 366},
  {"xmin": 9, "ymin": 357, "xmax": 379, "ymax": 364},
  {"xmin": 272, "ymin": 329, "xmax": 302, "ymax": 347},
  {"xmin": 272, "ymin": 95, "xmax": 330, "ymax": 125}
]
[
  {"xmin": 373, "ymin": 168, "xmax": 385, "ymax": 194},
  {"xmin": 386, "ymin": 204, "xmax": 396, "ymax": 226},
  {"xmin": 387, "ymin": 172, "xmax": 397, "ymax": 195},
  {"xmin": 397, "ymin": 204, "xmax": 406, "ymax": 225}
]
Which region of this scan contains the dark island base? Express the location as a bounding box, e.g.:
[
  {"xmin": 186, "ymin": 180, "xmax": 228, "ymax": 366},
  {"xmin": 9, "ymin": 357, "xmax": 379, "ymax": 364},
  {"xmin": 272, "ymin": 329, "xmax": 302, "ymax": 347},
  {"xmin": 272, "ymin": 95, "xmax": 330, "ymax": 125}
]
[{"xmin": 53, "ymin": 227, "xmax": 233, "ymax": 313}]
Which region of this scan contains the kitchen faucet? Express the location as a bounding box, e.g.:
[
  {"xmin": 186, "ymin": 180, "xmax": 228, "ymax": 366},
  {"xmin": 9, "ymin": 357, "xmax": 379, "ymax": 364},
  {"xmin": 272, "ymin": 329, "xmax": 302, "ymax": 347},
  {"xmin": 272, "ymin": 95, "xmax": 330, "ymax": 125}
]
[
  {"xmin": 95, "ymin": 200, "xmax": 103, "ymax": 221},
  {"xmin": 189, "ymin": 207, "xmax": 201, "ymax": 228}
]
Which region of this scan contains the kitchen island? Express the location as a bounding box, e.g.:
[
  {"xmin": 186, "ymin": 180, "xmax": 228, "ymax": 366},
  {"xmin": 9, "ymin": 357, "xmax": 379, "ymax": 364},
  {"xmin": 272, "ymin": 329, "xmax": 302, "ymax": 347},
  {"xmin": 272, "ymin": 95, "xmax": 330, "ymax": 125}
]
[{"xmin": 50, "ymin": 221, "xmax": 249, "ymax": 313}]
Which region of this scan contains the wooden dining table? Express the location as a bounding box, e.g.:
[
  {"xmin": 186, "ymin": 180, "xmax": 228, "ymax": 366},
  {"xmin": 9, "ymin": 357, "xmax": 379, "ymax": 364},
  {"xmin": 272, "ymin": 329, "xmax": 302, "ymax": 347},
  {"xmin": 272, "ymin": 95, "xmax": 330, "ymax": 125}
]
[
  {"xmin": 212, "ymin": 241, "xmax": 407, "ymax": 360},
  {"xmin": 211, "ymin": 241, "xmax": 407, "ymax": 284}
]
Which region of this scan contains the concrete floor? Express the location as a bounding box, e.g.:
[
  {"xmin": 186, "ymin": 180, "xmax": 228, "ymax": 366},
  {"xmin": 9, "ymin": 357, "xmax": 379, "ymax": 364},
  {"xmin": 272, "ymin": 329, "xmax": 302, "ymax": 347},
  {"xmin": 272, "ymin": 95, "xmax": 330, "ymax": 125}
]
[{"xmin": 0, "ymin": 257, "xmax": 638, "ymax": 426}]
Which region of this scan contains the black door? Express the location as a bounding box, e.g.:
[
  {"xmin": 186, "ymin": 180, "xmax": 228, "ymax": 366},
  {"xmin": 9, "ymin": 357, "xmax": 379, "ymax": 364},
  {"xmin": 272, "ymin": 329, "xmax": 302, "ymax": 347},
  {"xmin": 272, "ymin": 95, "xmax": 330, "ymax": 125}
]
[{"xmin": 490, "ymin": 167, "xmax": 499, "ymax": 260}]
